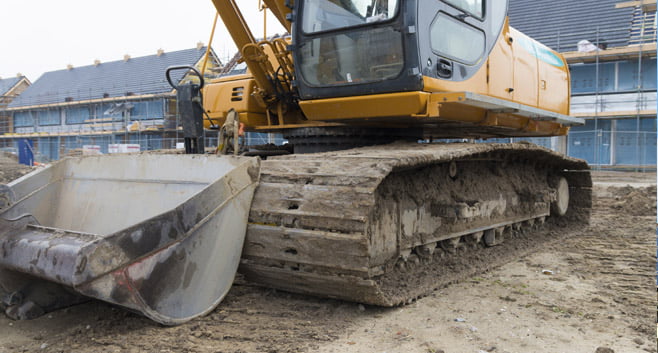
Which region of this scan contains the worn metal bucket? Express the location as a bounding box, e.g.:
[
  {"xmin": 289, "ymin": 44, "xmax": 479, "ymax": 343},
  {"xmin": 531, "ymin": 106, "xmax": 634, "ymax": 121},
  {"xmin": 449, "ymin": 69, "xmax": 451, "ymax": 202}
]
[{"xmin": 0, "ymin": 154, "xmax": 259, "ymax": 325}]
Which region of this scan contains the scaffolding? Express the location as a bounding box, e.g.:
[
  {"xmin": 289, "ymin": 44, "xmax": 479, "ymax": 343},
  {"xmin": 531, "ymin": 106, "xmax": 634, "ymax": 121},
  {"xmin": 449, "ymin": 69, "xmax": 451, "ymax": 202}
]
[
  {"xmin": 0, "ymin": 78, "xmax": 284, "ymax": 163},
  {"xmin": 534, "ymin": 20, "xmax": 657, "ymax": 171}
]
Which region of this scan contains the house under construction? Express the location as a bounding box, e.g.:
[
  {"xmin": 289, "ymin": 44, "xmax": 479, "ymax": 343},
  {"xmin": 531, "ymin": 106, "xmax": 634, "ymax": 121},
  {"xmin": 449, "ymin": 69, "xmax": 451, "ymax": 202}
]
[
  {"xmin": 510, "ymin": 0, "xmax": 656, "ymax": 169},
  {"xmin": 0, "ymin": 45, "xmax": 222, "ymax": 161}
]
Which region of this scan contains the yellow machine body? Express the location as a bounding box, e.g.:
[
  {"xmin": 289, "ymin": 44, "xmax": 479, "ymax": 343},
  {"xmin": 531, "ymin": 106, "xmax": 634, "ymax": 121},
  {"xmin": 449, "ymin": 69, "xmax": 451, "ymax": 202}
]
[{"xmin": 202, "ymin": 1, "xmax": 580, "ymax": 139}]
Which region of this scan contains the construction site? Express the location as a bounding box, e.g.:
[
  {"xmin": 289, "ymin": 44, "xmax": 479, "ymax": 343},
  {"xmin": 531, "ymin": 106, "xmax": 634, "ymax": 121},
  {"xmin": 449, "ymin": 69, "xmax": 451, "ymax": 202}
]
[
  {"xmin": 0, "ymin": 0, "xmax": 656, "ymax": 352},
  {"xmin": 0, "ymin": 152, "xmax": 654, "ymax": 352}
]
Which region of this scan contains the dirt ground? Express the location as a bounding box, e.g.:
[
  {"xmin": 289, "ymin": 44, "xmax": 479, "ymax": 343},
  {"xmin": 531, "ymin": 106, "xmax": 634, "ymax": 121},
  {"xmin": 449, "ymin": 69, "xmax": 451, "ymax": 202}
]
[
  {"xmin": 0, "ymin": 158, "xmax": 655, "ymax": 353},
  {"xmin": 0, "ymin": 152, "xmax": 33, "ymax": 184}
]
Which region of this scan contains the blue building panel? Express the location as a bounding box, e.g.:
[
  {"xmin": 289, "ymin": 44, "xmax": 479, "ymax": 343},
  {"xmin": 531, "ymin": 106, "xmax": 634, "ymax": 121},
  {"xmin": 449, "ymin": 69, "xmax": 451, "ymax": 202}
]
[
  {"xmin": 37, "ymin": 137, "xmax": 59, "ymax": 161},
  {"xmin": 568, "ymin": 120, "xmax": 612, "ymax": 165},
  {"xmin": 37, "ymin": 109, "xmax": 61, "ymax": 126},
  {"xmin": 615, "ymin": 118, "xmax": 657, "ymax": 166},
  {"xmin": 244, "ymin": 132, "xmax": 287, "ymax": 146},
  {"xmin": 618, "ymin": 59, "xmax": 657, "ymax": 92},
  {"xmin": 641, "ymin": 58, "xmax": 657, "ymax": 90},
  {"xmin": 131, "ymin": 100, "xmax": 165, "ymax": 120},
  {"xmin": 96, "ymin": 104, "xmax": 125, "ymax": 121},
  {"xmin": 129, "ymin": 133, "xmax": 162, "ymax": 151},
  {"xmin": 571, "ymin": 63, "xmax": 616, "ymax": 94},
  {"xmin": 65, "ymin": 106, "xmax": 91, "ymax": 124},
  {"xmin": 63, "ymin": 136, "xmax": 78, "ymax": 155},
  {"xmin": 95, "ymin": 136, "xmax": 112, "ymax": 154},
  {"xmin": 14, "ymin": 111, "xmax": 34, "ymax": 127}
]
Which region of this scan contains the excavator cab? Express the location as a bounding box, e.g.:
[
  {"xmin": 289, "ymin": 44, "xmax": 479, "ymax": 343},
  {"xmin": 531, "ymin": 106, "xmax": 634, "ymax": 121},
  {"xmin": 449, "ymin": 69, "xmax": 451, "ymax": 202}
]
[{"xmin": 294, "ymin": 0, "xmax": 508, "ymax": 99}]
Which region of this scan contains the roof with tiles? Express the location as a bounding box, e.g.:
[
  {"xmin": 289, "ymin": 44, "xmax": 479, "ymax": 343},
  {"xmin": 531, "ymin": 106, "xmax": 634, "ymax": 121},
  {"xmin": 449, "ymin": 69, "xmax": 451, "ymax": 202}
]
[
  {"xmin": 9, "ymin": 47, "xmax": 211, "ymax": 109},
  {"xmin": 508, "ymin": 0, "xmax": 636, "ymax": 52},
  {"xmin": 0, "ymin": 77, "xmax": 23, "ymax": 96}
]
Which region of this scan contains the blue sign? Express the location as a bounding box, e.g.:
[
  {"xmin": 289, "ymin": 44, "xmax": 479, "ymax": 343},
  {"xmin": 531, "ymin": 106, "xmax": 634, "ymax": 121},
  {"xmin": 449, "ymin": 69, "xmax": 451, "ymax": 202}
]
[{"xmin": 17, "ymin": 138, "xmax": 34, "ymax": 166}]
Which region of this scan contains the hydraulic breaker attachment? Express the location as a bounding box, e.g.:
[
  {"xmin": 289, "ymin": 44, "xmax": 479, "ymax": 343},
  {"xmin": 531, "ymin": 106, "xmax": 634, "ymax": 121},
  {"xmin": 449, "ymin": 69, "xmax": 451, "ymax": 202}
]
[
  {"xmin": 167, "ymin": 66, "xmax": 207, "ymax": 154},
  {"xmin": 0, "ymin": 154, "xmax": 260, "ymax": 325}
]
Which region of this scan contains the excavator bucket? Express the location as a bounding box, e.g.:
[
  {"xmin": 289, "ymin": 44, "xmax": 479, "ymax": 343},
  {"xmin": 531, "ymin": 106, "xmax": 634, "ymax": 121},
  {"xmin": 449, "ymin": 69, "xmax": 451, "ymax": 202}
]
[{"xmin": 0, "ymin": 154, "xmax": 260, "ymax": 325}]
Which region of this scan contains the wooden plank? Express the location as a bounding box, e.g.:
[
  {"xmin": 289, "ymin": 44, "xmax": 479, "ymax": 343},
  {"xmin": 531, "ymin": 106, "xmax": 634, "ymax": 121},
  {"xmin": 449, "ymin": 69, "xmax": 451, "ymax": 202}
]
[
  {"xmin": 572, "ymin": 110, "xmax": 656, "ymax": 118},
  {"xmin": 616, "ymin": 0, "xmax": 656, "ymax": 10},
  {"xmin": 562, "ymin": 43, "xmax": 656, "ymax": 63}
]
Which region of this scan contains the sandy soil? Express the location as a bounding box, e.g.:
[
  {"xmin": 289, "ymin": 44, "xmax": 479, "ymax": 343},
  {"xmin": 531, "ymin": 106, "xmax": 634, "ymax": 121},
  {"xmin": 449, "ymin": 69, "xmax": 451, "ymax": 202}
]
[
  {"xmin": 0, "ymin": 159, "xmax": 655, "ymax": 353},
  {"xmin": 0, "ymin": 153, "xmax": 33, "ymax": 184}
]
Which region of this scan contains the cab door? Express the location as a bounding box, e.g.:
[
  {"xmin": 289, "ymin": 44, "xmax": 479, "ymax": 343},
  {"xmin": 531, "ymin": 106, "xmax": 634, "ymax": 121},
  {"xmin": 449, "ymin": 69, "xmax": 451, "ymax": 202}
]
[
  {"xmin": 486, "ymin": 5, "xmax": 515, "ymax": 101},
  {"xmin": 418, "ymin": 0, "xmax": 510, "ymax": 83}
]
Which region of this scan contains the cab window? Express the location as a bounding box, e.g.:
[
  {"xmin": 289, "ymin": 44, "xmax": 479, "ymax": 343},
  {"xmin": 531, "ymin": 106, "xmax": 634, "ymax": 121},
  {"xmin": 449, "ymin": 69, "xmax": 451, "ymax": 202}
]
[
  {"xmin": 302, "ymin": 0, "xmax": 399, "ymax": 33},
  {"xmin": 430, "ymin": 12, "xmax": 486, "ymax": 65},
  {"xmin": 443, "ymin": 0, "xmax": 484, "ymax": 19}
]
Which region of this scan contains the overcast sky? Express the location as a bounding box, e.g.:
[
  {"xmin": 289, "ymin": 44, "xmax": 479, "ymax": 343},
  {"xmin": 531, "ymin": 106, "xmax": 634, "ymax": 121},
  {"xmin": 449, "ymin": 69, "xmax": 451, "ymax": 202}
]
[{"xmin": 0, "ymin": 0, "xmax": 285, "ymax": 81}]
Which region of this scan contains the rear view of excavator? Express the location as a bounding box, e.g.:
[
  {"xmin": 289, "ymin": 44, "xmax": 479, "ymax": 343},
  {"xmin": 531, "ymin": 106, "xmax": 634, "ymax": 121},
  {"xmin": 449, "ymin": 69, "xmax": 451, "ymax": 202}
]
[{"xmin": 0, "ymin": 0, "xmax": 591, "ymax": 324}]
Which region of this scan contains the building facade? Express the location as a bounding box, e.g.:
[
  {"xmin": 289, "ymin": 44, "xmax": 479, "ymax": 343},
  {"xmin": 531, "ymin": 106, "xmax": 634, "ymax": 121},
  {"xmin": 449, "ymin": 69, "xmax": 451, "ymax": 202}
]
[
  {"xmin": 2, "ymin": 45, "xmax": 221, "ymax": 162},
  {"xmin": 0, "ymin": 75, "xmax": 31, "ymax": 147},
  {"xmin": 509, "ymin": 0, "xmax": 657, "ymax": 169}
]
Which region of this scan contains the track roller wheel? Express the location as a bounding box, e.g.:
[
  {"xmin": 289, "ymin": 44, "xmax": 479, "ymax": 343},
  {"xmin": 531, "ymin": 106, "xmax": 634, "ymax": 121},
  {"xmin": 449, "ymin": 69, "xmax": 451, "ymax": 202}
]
[
  {"xmin": 417, "ymin": 243, "xmax": 437, "ymax": 258},
  {"xmin": 465, "ymin": 231, "xmax": 484, "ymax": 248},
  {"xmin": 484, "ymin": 227, "xmax": 506, "ymax": 247},
  {"xmin": 440, "ymin": 238, "xmax": 461, "ymax": 252},
  {"xmin": 551, "ymin": 176, "xmax": 570, "ymax": 216}
]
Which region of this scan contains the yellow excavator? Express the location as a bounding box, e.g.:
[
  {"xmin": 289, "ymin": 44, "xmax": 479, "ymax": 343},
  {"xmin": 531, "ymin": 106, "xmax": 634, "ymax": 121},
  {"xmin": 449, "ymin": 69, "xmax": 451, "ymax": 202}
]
[{"xmin": 0, "ymin": 0, "xmax": 591, "ymax": 325}]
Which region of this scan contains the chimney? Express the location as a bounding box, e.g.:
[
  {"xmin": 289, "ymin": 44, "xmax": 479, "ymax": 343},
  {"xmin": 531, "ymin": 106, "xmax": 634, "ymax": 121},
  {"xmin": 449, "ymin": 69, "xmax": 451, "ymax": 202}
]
[
  {"xmin": 94, "ymin": 59, "xmax": 101, "ymax": 66},
  {"xmin": 124, "ymin": 54, "xmax": 131, "ymax": 62},
  {"xmin": 157, "ymin": 48, "xmax": 165, "ymax": 57},
  {"xmin": 67, "ymin": 64, "xmax": 74, "ymax": 70},
  {"xmin": 196, "ymin": 42, "xmax": 204, "ymax": 50},
  {"xmin": 16, "ymin": 73, "xmax": 22, "ymax": 78}
]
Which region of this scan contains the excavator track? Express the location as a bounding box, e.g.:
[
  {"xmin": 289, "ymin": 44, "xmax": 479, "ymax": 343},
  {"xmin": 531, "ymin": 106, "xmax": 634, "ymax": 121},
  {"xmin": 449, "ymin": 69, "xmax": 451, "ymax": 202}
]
[{"xmin": 240, "ymin": 142, "xmax": 591, "ymax": 306}]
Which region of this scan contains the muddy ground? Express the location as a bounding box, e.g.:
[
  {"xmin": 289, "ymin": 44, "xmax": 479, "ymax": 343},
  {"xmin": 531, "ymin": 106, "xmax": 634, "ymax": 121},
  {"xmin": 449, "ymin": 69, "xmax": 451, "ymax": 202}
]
[{"xmin": 0, "ymin": 155, "xmax": 655, "ymax": 353}]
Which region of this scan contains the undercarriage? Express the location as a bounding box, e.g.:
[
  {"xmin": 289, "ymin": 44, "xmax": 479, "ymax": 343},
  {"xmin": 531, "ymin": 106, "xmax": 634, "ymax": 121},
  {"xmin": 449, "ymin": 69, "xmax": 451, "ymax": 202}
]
[{"xmin": 241, "ymin": 142, "xmax": 591, "ymax": 305}]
